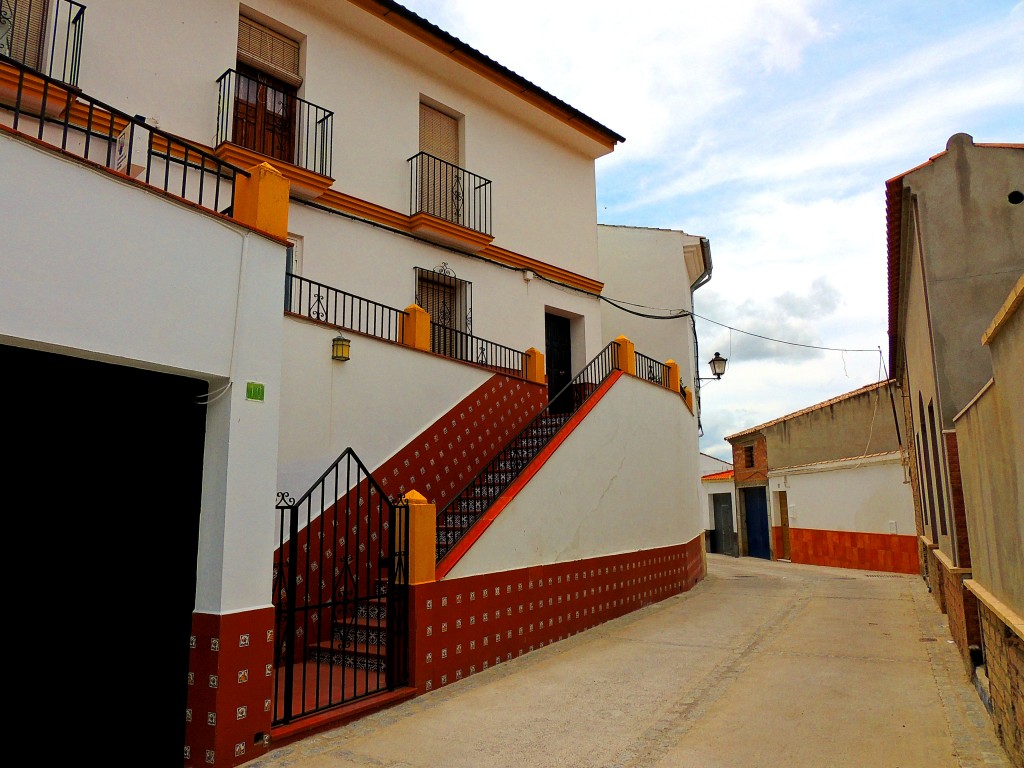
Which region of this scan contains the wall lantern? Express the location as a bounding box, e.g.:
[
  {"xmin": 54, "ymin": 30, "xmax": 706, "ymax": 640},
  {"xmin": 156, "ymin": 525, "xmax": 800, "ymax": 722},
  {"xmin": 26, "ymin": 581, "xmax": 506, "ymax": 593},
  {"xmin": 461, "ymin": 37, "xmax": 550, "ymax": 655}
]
[
  {"xmin": 707, "ymin": 351, "xmax": 727, "ymax": 379},
  {"xmin": 332, "ymin": 334, "xmax": 351, "ymax": 362},
  {"xmin": 697, "ymin": 352, "xmax": 728, "ymax": 383}
]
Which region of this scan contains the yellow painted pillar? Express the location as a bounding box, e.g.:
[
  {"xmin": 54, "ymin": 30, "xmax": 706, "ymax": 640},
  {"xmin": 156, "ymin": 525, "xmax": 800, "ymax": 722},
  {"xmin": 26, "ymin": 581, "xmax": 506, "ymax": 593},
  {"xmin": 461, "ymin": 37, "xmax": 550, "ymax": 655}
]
[
  {"xmin": 402, "ymin": 490, "xmax": 436, "ymax": 585},
  {"xmin": 232, "ymin": 162, "xmax": 290, "ymax": 239},
  {"xmin": 665, "ymin": 359, "xmax": 681, "ymax": 393},
  {"xmin": 402, "ymin": 304, "xmax": 431, "ymax": 352},
  {"xmin": 614, "ymin": 335, "xmax": 636, "ymax": 375},
  {"xmin": 682, "ymin": 386, "xmax": 695, "ymax": 413},
  {"xmin": 522, "ymin": 347, "xmax": 545, "ymax": 384}
]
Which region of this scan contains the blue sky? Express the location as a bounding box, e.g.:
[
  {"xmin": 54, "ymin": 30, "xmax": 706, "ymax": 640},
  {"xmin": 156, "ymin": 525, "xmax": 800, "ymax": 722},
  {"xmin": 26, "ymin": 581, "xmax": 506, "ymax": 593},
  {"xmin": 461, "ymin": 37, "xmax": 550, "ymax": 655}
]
[{"xmin": 399, "ymin": 1, "xmax": 1024, "ymax": 459}]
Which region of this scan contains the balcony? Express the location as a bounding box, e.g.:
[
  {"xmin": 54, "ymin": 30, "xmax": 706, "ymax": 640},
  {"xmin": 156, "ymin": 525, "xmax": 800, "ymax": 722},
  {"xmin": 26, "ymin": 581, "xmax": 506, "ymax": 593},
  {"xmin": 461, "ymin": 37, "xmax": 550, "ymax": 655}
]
[
  {"xmin": 214, "ymin": 67, "xmax": 334, "ymax": 199},
  {"xmin": 408, "ymin": 152, "xmax": 493, "ymax": 252},
  {"xmin": 0, "ymin": 0, "xmax": 84, "ymax": 86}
]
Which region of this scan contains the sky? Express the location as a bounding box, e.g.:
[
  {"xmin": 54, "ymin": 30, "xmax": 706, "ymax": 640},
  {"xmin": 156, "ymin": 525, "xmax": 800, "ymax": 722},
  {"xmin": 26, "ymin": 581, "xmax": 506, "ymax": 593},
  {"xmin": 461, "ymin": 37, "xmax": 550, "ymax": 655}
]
[{"xmin": 398, "ymin": 0, "xmax": 1024, "ymax": 460}]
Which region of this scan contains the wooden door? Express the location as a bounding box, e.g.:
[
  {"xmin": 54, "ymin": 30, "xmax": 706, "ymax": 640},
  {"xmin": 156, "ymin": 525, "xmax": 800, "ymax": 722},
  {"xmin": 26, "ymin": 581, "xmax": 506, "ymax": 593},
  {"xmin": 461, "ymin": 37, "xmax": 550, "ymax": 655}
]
[
  {"xmin": 545, "ymin": 313, "xmax": 572, "ymax": 414},
  {"xmin": 233, "ymin": 63, "xmax": 295, "ymax": 164}
]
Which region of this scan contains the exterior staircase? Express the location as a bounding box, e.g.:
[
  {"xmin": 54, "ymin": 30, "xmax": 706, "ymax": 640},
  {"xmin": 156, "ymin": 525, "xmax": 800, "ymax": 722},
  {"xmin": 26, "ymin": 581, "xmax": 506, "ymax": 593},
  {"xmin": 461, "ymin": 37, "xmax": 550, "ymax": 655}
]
[
  {"xmin": 436, "ymin": 412, "xmax": 570, "ymax": 561},
  {"xmin": 308, "ymin": 576, "xmax": 390, "ymax": 673}
]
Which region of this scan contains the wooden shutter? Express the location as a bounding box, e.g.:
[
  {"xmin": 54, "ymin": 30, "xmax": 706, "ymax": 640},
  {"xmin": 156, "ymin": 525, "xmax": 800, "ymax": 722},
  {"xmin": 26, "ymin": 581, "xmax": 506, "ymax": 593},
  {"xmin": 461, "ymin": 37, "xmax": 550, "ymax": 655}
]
[
  {"xmin": 3, "ymin": 0, "xmax": 49, "ymax": 70},
  {"xmin": 419, "ymin": 104, "xmax": 459, "ymax": 165},
  {"xmin": 237, "ymin": 16, "xmax": 301, "ymax": 87}
]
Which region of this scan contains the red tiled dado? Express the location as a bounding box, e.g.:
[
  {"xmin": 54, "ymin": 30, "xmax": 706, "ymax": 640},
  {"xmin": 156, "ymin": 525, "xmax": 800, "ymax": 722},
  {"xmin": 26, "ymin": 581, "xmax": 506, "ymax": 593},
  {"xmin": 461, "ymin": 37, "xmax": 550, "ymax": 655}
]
[{"xmin": 779, "ymin": 527, "xmax": 920, "ymax": 574}]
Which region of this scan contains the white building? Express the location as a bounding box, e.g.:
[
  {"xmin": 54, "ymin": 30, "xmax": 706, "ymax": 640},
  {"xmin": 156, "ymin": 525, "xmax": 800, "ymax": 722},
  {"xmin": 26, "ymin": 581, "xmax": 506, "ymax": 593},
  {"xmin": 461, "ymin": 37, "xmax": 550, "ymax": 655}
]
[{"xmin": 1, "ymin": 2, "xmax": 713, "ymax": 766}]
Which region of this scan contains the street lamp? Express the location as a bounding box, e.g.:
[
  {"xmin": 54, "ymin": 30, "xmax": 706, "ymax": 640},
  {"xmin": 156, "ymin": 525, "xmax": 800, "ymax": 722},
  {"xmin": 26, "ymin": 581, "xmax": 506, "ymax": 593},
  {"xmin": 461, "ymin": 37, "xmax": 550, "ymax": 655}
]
[{"xmin": 699, "ymin": 352, "xmax": 728, "ymax": 381}]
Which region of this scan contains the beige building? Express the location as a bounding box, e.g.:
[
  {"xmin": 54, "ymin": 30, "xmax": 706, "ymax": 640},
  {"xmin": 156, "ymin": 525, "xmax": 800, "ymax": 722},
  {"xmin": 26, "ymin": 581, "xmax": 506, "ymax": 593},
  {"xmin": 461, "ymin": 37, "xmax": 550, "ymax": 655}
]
[
  {"xmin": 886, "ymin": 133, "xmax": 1023, "ymax": 766},
  {"xmin": 725, "ymin": 380, "xmax": 916, "ymax": 572}
]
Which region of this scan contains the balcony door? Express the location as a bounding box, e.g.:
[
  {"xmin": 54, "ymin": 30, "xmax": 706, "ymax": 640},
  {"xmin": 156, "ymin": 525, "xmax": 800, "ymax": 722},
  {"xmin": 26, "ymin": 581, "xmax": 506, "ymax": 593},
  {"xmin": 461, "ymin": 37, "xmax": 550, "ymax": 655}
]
[
  {"xmin": 233, "ymin": 63, "xmax": 296, "ymax": 165},
  {"xmin": 234, "ymin": 16, "xmax": 301, "ymax": 165}
]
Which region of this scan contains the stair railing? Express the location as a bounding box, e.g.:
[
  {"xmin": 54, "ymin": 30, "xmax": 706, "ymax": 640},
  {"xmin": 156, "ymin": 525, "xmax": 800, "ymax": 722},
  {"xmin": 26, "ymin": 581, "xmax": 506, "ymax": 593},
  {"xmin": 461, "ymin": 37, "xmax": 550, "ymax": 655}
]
[
  {"xmin": 435, "ymin": 340, "xmax": 621, "ymax": 562},
  {"xmin": 273, "ymin": 447, "xmax": 409, "ymax": 725}
]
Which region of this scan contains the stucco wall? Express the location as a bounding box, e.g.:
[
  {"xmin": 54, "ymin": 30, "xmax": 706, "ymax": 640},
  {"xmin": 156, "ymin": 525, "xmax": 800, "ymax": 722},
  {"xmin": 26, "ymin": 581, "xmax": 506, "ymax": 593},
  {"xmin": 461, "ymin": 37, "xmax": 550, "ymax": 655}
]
[
  {"xmin": 286, "ymin": 203, "xmax": 606, "ymax": 364},
  {"xmin": 446, "ymin": 374, "xmax": 701, "ymax": 577},
  {"xmin": 596, "ymin": 224, "xmax": 701, "ymax": 382},
  {"xmin": 954, "ymin": 295, "xmax": 1023, "ymax": 617},
  {"xmin": 1, "ymin": 131, "xmax": 285, "ymax": 613},
  {"xmin": 764, "ymin": 384, "xmax": 902, "ymax": 469},
  {"xmin": 77, "ymin": 0, "xmax": 609, "ymax": 274},
  {"xmin": 278, "ymin": 316, "xmax": 496, "ymax": 496},
  {"xmin": 903, "ymin": 135, "xmax": 1024, "ymax": 426},
  {"xmin": 767, "ymin": 453, "xmax": 916, "ymax": 535}
]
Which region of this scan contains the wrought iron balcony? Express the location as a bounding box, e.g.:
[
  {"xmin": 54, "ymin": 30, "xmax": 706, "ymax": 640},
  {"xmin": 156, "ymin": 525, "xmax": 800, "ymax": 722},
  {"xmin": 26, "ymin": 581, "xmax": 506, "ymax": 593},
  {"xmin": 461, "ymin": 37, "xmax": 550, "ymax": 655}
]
[
  {"xmin": 216, "ymin": 68, "xmax": 333, "ymax": 178},
  {"xmin": 408, "ymin": 152, "xmax": 492, "ymax": 237},
  {"xmin": 0, "ymin": 0, "xmax": 84, "ymax": 86}
]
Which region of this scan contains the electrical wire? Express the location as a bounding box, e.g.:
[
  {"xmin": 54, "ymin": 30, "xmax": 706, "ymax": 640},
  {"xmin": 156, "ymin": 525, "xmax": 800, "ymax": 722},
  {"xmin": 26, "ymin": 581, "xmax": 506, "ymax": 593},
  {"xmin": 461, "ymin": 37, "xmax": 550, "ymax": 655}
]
[{"xmin": 599, "ymin": 295, "xmax": 881, "ymax": 354}]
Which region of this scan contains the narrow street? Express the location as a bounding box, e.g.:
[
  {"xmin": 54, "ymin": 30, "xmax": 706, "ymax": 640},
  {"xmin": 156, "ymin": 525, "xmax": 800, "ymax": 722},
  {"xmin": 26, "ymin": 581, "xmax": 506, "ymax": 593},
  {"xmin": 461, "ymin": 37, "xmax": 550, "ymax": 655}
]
[{"xmin": 247, "ymin": 555, "xmax": 1011, "ymax": 768}]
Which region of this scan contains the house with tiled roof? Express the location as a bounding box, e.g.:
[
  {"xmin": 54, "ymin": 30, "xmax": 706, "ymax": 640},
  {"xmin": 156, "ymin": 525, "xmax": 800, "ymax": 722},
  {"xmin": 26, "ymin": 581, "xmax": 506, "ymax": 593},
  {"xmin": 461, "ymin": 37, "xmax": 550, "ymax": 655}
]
[
  {"xmin": 1, "ymin": 2, "xmax": 714, "ymax": 766},
  {"xmin": 724, "ymin": 380, "xmax": 917, "ymax": 571},
  {"xmin": 886, "ymin": 133, "xmax": 1023, "ymax": 766}
]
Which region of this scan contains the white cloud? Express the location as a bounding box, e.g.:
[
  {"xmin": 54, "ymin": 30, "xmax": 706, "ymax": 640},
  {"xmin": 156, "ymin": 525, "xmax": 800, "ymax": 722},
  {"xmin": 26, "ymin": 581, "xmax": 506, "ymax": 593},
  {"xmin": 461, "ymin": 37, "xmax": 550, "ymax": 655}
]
[{"xmin": 398, "ymin": 0, "xmax": 1021, "ymax": 459}]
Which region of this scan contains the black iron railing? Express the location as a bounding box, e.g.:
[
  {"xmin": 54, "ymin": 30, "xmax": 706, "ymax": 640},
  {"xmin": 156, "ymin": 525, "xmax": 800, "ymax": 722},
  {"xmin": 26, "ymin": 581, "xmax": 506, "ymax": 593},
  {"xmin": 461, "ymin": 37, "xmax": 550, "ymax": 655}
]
[
  {"xmin": 216, "ymin": 68, "xmax": 334, "ymax": 177},
  {"xmin": 1, "ymin": 57, "xmax": 248, "ymax": 216},
  {"xmin": 435, "ymin": 341, "xmax": 621, "ymax": 562},
  {"xmin": 428, "ymin": 321, "xmax": 523, "ymax": 375},
  {"xmin": 285, "ymin": 273, "xmax": 407, "ymax": 344},
  {"xmin": 273, "ymin": 448, "xmax": 409, "ymax": 725},
  {"xmin": 635, "ymin": 351, "xmax": 667, "ymax": 386},
  {"xmin": 408, "ymin": 151, "xmax": 491, "ymax": 236},
  {"xmin": 0, "ymin": 0, "xmax": 84, "ymax": 86}
]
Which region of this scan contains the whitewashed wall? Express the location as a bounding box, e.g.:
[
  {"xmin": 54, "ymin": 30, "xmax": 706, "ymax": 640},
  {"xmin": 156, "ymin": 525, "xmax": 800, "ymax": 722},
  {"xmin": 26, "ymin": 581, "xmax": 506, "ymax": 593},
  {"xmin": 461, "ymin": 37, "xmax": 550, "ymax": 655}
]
[
  {"xmin": 1, "ymin": 132, "xmax": 286, "ymax": 613},
  {"xmin": 767, "ymin": 453, "xmax": 916, "ymax": 536},
  {"xmin": 446, "ymin": 375, "xmax": 702, "ymax": 577},
  {"xmin": 278, "ymin": 317, "xmax": 497, "ymax": 497},
  {"xmin": 78, "ymin": 0, "xmax": 611, "ymax": 274},
  {"xmin": 597, "ymin": 224, "xmax": 703, "ymax": 382},
  {"xmin": 286, "ymin": 204, "xmax": 605, "ymax": 364}
]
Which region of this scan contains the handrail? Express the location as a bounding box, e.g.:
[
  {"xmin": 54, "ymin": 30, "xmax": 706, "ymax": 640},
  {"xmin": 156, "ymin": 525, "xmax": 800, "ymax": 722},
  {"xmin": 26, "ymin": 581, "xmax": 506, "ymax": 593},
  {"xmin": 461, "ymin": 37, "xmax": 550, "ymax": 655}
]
[
  {"xmin": 408, "ymin": 151, "xmax": 492, "ymax": 236},
  {"xmin": 285, "ymin": 273, "xmax": 407, "ymax": 344},
  {"xmin": 634, "ymin": 350, "xmax": 667, "ymax": 386},
  {"xmin": 216, "ymin": 68, "xmax": 334, "ymax": 177},
  {"xmin": 427, "ymin": 320, "xmax": 523, "ymax": 375},
  {"xmin": 435, "ymin": 340, "xmax": 621, "ymax": 562},
  {"xmin": 1, "ymin": 56, "xmax": 249, "ymax": 216},
  {"xmin": 0, "ymin": 0, "xmax": 84, "ymax": 86}
]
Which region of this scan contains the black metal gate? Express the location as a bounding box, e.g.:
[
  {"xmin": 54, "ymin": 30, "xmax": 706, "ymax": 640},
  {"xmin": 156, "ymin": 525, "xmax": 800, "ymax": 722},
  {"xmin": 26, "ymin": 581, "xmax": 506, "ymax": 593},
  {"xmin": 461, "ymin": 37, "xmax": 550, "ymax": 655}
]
[{"xmin": 272, "ymin": 448, "xmax": 409, "ymax": 725}]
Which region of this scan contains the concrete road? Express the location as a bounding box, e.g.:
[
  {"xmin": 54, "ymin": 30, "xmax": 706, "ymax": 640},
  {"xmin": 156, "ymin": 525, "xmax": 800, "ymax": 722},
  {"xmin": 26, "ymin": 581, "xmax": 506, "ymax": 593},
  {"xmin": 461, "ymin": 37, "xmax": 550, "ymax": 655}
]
[{"xmin": 247, "ymin": 554, "xmax": 1011, "ymax": 768}]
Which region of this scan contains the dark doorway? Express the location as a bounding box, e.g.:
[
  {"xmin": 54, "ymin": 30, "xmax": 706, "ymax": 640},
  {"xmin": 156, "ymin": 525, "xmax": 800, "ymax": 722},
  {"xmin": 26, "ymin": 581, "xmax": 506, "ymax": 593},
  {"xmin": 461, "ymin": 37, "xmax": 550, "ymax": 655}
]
[
  {"xmin": 742, "ymin": 487, "xmax": 771, "ymax": 559},
  {"xmin": 2, "ymin": 344, "xmax": 208, "ymax": 757},
  {"xmin": 711, "ymin": 492, "xmax": 737, "ymax": 556},
  {"xmin": 544, "ymin": 313, "xmax": 572, "ymax": 413}
]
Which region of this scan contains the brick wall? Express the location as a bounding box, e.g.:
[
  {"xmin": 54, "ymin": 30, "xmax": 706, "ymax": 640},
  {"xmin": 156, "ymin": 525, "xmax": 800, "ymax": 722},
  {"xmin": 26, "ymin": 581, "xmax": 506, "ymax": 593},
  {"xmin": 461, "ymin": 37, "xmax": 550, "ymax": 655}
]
[
  {"xmin": 979, "ymin": 603, "xmax": 1024, "ymax": 768},
  {"xmin": 927, "ymin": 546, "xmax": 946, "ymax": 612},
  {"xmin": 942, "ymin": 566, "xmax": 981, "ymax": 677},
  {"xmin": 944, "ymin": 432, "xmax": 972, "ymax": 569},
  {"xmin": 731, "ymin": 435, "xmax": 767, "ymax": 485}
]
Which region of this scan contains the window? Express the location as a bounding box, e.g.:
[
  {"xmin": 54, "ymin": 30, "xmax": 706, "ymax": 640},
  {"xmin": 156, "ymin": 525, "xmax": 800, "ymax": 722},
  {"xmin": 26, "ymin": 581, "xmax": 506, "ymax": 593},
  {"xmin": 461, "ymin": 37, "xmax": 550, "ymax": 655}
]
[
  {"xmin": 927, "ymin": 401, "xmax": 948, "ymax": 536},
  {"xmin": 415, "ymin": 264, "xmax": 472, "ymax": 358},
  {"xmin": 283, "ymin": 235, "xmax": 302, "ymax": 313},
  {"xmin": 234, "ymin": 17, "xmax": 302, "ymax": 164},
  {"xmin": 743, "ymin": 445, "xmax": 755, "ymax": 468}
]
